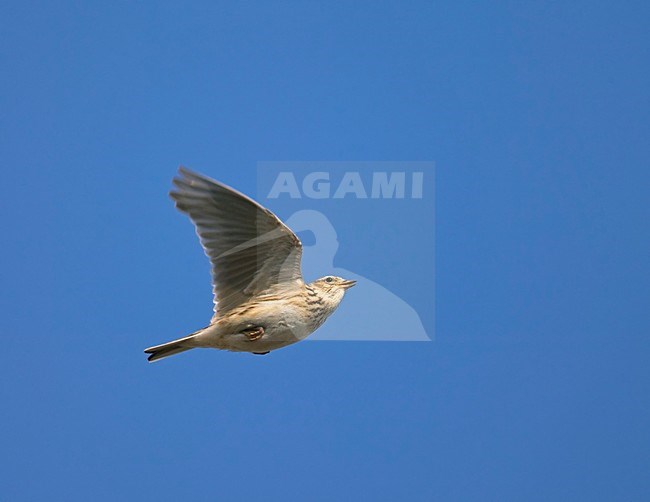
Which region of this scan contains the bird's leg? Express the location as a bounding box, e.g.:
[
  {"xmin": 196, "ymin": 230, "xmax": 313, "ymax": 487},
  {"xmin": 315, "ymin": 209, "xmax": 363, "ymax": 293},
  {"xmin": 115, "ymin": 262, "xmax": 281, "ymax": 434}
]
[{"xmin": 242, "ymin": 326, "xmax": 265, "ymax": 341}]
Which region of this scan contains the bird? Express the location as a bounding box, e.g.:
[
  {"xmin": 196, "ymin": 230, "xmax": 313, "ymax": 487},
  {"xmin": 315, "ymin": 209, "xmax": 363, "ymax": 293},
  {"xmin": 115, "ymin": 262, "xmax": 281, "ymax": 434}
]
[{"xmin": 144, "ymin": 167, "xmax": 356, "ymax": 362}]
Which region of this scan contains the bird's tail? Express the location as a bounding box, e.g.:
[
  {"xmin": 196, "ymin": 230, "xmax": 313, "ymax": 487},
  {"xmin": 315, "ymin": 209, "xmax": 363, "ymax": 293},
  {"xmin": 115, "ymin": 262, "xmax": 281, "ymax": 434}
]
[{"xmin": 144, "ymin": 333, "xmax": 201, "ymax": 362}]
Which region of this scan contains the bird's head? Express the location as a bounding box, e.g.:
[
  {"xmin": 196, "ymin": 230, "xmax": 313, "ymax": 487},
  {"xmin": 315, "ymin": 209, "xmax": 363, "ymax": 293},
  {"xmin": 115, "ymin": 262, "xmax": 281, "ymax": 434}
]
[{"xmin": 310, "ymin": 275, "xmax": 356, "ymax": 305}]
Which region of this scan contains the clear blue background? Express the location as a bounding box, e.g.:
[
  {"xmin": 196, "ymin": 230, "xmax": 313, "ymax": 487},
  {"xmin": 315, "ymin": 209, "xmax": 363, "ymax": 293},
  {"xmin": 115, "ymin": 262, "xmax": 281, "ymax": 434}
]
[{"xmin": 2, "ymin": 1, "xmax": 648, "ymax": 500}]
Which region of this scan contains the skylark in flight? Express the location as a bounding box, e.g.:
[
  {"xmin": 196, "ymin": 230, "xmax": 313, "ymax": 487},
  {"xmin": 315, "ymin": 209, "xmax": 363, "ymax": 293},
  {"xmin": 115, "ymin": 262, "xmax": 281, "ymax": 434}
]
[{"xmin": 144, "ymin": 167, "xmax": 356, "ymax": 362}]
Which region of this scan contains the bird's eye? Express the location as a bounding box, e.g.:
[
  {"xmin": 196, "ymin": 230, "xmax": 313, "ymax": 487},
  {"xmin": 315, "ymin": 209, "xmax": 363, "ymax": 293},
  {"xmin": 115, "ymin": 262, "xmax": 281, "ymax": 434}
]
[{"xmin": 325, "ymin": 277, "xmax": 333, "ymax": 283}]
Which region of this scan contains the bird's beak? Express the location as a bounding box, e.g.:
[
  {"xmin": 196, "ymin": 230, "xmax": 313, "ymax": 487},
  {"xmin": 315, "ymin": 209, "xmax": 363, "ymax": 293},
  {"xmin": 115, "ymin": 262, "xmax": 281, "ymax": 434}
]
[{"xmin": 341, "ymin": 280, "xmax": 357, "ymax": 289}]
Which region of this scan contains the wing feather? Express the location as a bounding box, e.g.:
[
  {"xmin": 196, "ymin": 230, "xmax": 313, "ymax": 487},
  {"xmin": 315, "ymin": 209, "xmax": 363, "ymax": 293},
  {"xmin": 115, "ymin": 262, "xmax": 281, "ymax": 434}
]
[{"xmin": 170, "ymin": 167, "xmax": 304, "ymax": 315}]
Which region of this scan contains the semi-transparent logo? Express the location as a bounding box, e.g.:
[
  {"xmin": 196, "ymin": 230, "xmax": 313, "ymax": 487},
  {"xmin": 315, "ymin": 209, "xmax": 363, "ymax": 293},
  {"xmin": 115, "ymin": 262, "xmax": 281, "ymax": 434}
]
[{"xmin": 257, "ymin": 162, "xmax": 434, "ymax": 341}]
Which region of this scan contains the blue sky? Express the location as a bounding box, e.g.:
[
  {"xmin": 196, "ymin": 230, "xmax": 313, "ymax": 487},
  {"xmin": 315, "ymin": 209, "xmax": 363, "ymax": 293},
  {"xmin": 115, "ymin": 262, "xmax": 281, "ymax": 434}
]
[{"xmin": 2, "ymin": 1, "xmax": 649, "ymax": 500}]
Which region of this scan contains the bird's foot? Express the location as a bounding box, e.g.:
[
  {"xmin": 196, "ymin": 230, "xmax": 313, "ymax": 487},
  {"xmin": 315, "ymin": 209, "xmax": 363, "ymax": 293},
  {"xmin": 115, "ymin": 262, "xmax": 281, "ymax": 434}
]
[{"xmin": 242, "ymin": 326, "xmax": 265, "ymax": 341}]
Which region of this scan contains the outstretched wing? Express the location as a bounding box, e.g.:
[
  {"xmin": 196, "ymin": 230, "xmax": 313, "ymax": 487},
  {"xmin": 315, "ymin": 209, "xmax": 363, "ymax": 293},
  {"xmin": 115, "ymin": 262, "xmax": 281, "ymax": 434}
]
[{"xmin": 170, "ymin": 167, "xmax": 304, "ymax": 315}]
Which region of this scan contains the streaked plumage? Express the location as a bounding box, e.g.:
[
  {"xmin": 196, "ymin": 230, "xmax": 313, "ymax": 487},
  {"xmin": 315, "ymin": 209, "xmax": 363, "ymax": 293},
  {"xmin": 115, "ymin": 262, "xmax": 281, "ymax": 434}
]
[{"xmin": 144, "ymin": 168, "xmax": 355, "ymax": 362}]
